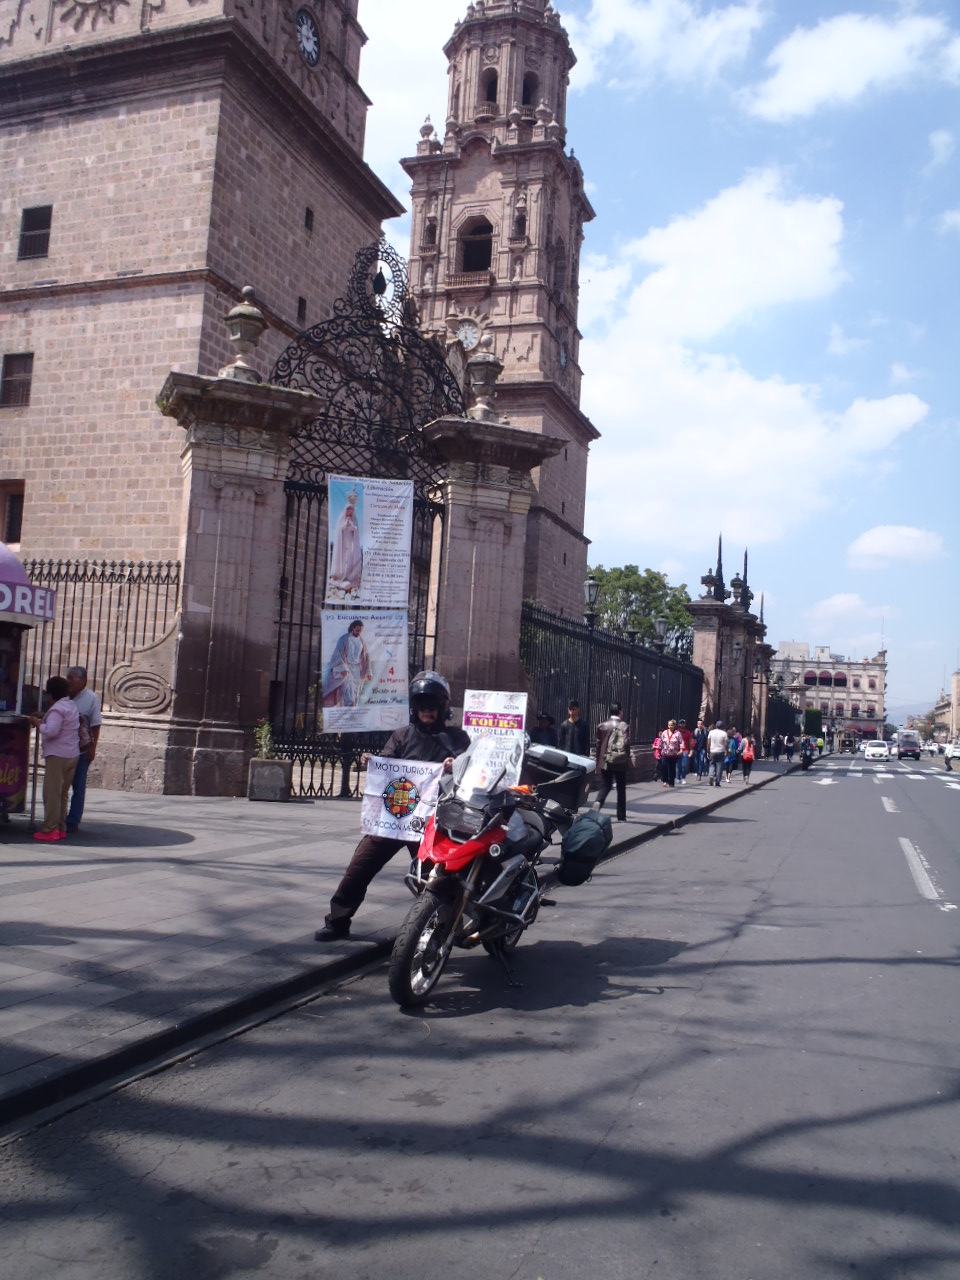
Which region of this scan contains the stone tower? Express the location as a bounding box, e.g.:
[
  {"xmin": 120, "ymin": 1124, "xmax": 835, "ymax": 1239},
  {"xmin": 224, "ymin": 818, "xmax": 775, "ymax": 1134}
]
[{"xmin": 402, "ymin": 0, "xmax": 597, "ymax": 616}]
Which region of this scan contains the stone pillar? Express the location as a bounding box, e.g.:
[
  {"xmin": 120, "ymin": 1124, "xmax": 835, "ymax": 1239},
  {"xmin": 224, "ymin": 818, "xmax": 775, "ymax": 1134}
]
[
  {"xmin": 98, "ymin": 290, "xmax": 319, "ymax": 795},
  {"xmin": 422, "ymin": 416, "xmax": 564, "ymax": 703}
]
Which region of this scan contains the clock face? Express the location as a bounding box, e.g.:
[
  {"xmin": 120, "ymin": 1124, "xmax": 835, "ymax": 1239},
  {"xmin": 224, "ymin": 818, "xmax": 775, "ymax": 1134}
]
[
  {"xmin": 456, "ymin": 319, "xmax": 480, "ymax": 351},
  {"xmin": 296, "ymin": 9, "xmax": 321, "ymax": 68},
  {"xmin": 559, "ymin": 343, "xmax": 568, "ymax": 370}
]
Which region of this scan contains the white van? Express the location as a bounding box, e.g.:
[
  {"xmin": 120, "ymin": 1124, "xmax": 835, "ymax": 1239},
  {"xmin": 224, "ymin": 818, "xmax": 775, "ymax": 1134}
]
[{"xmin": 895, "ymin": 729, "xmax": 921, "ymax": 761}]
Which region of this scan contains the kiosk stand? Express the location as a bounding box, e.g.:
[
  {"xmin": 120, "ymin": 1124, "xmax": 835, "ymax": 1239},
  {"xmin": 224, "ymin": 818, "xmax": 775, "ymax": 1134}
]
[{"xmin": 0, "ymin": 541, "xmax": 56, "ymax": 824}]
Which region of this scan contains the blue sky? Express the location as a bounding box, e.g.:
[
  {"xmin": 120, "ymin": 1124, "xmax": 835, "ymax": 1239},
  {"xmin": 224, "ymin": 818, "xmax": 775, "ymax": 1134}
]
[{"xmin": 360, "ymin": 0, "xmax": 960, "ymax": 712}]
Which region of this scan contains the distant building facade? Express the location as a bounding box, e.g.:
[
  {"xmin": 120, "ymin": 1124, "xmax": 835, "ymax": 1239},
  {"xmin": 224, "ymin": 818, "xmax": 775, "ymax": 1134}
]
[{"xmin": 770, "ymin": 642, "xmax": 887, "ymax": 740}]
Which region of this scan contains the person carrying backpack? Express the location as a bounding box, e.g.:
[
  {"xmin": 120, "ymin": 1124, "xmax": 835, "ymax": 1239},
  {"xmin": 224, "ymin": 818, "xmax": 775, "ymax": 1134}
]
[
  {"xmin": 739, "ymin": 734, "xmax": 756, "ymax": 784},
  {"xmin": 592, "ymin": 703, "xmax": 630, "ymax": 822}
]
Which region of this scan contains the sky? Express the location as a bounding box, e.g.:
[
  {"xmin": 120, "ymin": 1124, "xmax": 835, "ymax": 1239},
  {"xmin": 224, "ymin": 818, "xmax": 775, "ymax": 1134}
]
[{"xmin": 358, "ymin": 0, "xmax": 960, "ymax": 713}]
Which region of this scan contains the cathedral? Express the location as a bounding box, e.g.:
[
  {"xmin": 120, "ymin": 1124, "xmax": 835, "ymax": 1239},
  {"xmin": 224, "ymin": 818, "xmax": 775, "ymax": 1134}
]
[{"xmin": 1, "ymin": 0, "xmax": 595, "ymax": 608}]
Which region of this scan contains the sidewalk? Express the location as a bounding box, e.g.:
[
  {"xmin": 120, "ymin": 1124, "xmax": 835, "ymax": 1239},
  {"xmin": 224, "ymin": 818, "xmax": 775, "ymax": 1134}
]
[{"xmin": 0, "ymin": 761, "xmax": 792, "ymax": 1123}]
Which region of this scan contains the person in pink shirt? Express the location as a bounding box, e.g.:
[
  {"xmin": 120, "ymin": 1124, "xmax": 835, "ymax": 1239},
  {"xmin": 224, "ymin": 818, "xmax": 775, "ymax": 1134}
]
[{"xmin": 26, "ymin": 676, "xmax": 80, "ymax": 842}]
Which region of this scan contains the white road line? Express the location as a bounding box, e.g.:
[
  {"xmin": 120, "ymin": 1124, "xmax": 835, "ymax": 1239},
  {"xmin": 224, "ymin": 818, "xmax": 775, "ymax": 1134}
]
[
  {"xmin": 906, "ymin": 774, "xmax": 925, "ymax": 781},
  {"xmin": 898, "ymin": 836, "xmax": 957, "ymax": 912},
  {"xmin": 881, "ymin": 796, "xmax": 899, "ymax": 813}
]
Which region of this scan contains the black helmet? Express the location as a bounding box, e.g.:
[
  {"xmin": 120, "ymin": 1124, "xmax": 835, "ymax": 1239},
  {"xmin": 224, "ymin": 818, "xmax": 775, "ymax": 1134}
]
[{"xmin": 409, "ymin": 670, "xmax": 452, "ymax": 722}]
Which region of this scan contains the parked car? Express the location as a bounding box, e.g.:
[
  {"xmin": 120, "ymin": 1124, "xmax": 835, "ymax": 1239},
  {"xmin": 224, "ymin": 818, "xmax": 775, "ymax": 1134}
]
[{"xmin": 864, "ymin": 741, "xmax": 891, "ymax": 762}]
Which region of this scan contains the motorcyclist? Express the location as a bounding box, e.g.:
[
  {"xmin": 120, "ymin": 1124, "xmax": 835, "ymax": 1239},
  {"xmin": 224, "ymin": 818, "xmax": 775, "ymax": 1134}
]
[{"xmin": 315, "ymin": 671, "xmax": 471, "ymax": 942}]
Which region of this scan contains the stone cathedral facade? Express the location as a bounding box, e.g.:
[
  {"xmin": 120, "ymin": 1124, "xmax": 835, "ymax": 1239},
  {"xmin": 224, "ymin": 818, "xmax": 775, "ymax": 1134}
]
[{"xmin": 403, "ymin": 0, "xmax": 597, "ymax": 616}]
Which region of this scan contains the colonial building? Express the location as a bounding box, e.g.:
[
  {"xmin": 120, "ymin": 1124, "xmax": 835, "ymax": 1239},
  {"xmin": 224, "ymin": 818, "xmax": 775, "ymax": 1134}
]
[
  {"xmin": 769, "ymin": 642, "xmax": 887, "ymax": 741},
  {"xmin": 1, "ymin": 0, "xmax": 402, "ymax": 564},
  {"xmin": 402, "ymin": 0, "xmax": 597, "ymax": 615}
]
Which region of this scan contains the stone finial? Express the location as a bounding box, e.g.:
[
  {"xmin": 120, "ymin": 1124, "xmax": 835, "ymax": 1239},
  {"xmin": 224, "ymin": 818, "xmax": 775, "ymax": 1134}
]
[
  {"xmin": 219, "ymin": 286, "xmax": 267, "ymax": 383},
  {"xmin": 465, "ymin": 337, "xmax": 503, "ymax": 423},
  {"xmin": 420, "ymin": 116, "xmax": 433, "ymax": 139},
  {"xmin": 535, "ymin": 99, "xmax": 553, "ymax": 125}
]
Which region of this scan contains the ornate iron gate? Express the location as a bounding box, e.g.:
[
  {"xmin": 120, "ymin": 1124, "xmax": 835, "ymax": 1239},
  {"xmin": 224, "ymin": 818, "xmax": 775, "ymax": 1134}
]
[{"xmin": 269, "ymin": 241, "xmax": 465, "ymax": 796}]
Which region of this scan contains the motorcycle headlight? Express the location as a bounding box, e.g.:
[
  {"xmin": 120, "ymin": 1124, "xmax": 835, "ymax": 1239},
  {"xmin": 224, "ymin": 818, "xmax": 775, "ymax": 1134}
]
[
  {"xmin": 489, "ymin": 843, "xmax": 503, "ymax": 859},
  {"xmin": 408, "ymin": 815, "xmax": 425, "ymax": 834}
]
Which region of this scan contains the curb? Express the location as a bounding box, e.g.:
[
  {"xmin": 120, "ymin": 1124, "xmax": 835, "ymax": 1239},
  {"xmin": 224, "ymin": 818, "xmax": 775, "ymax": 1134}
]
[{"xmin": 0, "ymin": 764, "xmax": 800, "ymax": 1129}]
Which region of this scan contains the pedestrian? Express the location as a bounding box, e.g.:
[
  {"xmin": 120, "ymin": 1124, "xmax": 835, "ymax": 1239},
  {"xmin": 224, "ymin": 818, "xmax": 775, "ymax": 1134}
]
[
  {"xmin": 740, "ymin": 734, "xmax": 756, "ymax": 784},
  {"xmin": 558, "ymin": 699, "xmax": 589, "ymax": 757},
  {"xmin": 65, "ymin": 665, "xmax": 102, "ymax": 833},
  {"xmin": 315, "ymin": 671, "xmax": 469, "ymax": 941},
  {"xmin": 658, "ymin": 719, "xmax": 683, "ymax": 788},
  {"xmin": 693, "ymin": 719, "xmax": 708, "ymax": 781},
  {"xmin": 762, "ymin": 733, "xmax": 771, "ymax": 760},
  {"xmin": 784, "ymin": 733, "xmax": 795, "ymax": 762},
  {"xmin": 724, "ymin": 733, "xmax": 738, "ymax": 781},
  {"xmin": 529, "ymin": 712, "xmax": 559, "ymax": 747},
  {"xmin": 772, "ymin": 733, "xmax": 783, "ymax": 762},
  {"xmin": 816, "ymin": 736, "xmax": 824, "ymax": 756},
  {"xmin": 707, "ymin": 720, "xmax": 728, "ymax": 787},
  {"xmin": 592, "ymin": 703, "xmax": 629, "ymax": 821},
  {"xmin": 26, "ymin": 676, "xmax": 80, "ymax": 843},
  {"xmin": 677, "ymin": 718, "xmax": 693, "ymax": 785}
]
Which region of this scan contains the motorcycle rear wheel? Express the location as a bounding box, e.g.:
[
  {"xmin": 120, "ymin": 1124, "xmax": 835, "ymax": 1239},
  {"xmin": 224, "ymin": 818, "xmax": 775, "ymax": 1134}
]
[{"xmin": 388, "ymin": 891, "xmax": 457, "ymax": 1007}]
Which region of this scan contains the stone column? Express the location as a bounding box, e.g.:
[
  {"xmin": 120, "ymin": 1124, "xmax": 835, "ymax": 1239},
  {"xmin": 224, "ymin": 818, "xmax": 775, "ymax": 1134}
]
[
  {"xmin": 423, "ymin": 416, "xmax": 564, "ymax": 702},
  {"xmin": 100, "ymin": 290, "xmax": 319, "ymax": 795}
]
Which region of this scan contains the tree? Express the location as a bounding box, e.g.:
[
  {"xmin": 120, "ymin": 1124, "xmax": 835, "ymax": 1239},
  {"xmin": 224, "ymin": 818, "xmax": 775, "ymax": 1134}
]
[
  {"xmin": 588, "ymin": 564, "xmax": 693, "ymax": 662},
  {"xmin": 804, "ymin": 708, "xmax": 823, "ymax": 737}
]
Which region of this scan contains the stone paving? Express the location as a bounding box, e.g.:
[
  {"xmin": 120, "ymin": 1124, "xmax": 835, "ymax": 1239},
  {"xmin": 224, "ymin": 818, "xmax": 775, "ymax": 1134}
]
[{"xmin": 0, "ymin": 762, "xmax": 792, "ymax": 1120}]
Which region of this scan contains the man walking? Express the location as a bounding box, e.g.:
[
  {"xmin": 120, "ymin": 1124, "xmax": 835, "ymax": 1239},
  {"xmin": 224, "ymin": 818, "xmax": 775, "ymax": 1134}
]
[
  {"xmin": 707, "ymin": 720, "xmax": 728, "ymax": 787},
  {"xmin": 65, "ymin": 666, "xmax": 102, "ymax": 833},
  {"xmin": 592, "ymin": 703, "xmax": 629, "ymax": 822}
]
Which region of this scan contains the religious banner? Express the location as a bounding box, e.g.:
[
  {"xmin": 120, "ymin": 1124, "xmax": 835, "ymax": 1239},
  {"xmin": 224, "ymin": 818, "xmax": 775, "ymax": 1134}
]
[
  {"xmin": 462, "ymin": 688, "xmax": 529, "ymax": 790},
  {"xmin": 319, "ymin": 610, "xmax": 409, "ymax": 732},
  {"xmin": 325, "ymin": 474, "xmax": 414, "ymax": 608},
  {"xmin": 360, "ymin": 756, "xmax": 445, "ymax": 840}
]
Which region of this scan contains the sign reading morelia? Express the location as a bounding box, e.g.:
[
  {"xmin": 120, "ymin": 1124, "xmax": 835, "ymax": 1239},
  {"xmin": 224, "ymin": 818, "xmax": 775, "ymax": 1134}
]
[{"xmin": 0, "ymin": 583, "xmax": 56, "ymax": 621}]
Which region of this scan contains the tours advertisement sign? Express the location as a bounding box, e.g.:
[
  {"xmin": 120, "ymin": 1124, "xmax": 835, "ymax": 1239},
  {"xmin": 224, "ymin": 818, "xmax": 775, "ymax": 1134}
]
[
  {"xmin": 462, "ymin": 688, "xmax": 528, "ymax": 790},
  {"xmin": 319, "ymin": 609, "xmax": 409, "ymax": 733},
  {"xmin": 360, "ymin": 756, "xmax": 444, "ymax": 841},
  {"xmin": 325, "ymin": 474, "xmax": 414, "ymax": 609}
]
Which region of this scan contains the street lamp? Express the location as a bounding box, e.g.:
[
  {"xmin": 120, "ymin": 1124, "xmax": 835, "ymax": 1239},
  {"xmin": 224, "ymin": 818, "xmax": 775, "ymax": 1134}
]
[
  {"xmin": 583, "ymin": 574, "xmax": 600, "ymax": 744},
  {"xmin": 653, "ymin": 615, "xmax": 669, "ymax": 652}
]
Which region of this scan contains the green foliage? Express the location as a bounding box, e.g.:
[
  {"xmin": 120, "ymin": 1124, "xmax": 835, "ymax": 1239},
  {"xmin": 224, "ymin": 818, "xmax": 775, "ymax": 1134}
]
[
  {"xmin": 254, "ymin": 718, "xmax": 276, "ymax": 760},
  {"xmin": 804, "ymin": 708, "xmax": 823, "ymax": 737},
  {"xmin": 588, "ymin": 564, "xmax": 693, "ymax": 662}
]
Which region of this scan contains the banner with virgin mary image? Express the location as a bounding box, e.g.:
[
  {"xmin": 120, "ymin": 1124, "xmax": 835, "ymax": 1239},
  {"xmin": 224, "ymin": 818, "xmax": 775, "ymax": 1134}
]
[
  {"xmin": 319, "ymin": 609, "xmax": 409, "ymax": 732},
  {"xmin": 325, "ymin": 474, "xmax": 414, "ymax": 608}
]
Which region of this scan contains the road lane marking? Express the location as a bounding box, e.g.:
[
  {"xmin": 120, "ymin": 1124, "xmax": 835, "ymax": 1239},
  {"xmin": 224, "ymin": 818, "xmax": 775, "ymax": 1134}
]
[
  {"xmin": 898, "ymin": 837, "xmax": 957, "ymax": 912},
  {"xmin": 906, "ymin": 774, "xmax": 925, "ymax": 780},
  {"xmin": 881, "ymin": 796, "xmax": 899, "ymax": 813},
  {"xmin": 813, "ymin": 778, "xmax": 837, "ymax": 786}
]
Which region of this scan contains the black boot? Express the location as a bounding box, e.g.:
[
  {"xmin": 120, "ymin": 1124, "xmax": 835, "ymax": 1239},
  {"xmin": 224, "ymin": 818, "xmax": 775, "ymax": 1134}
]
[{"xmin": 314, "ymin": 922, "xmax": 351, "ymax": 942}]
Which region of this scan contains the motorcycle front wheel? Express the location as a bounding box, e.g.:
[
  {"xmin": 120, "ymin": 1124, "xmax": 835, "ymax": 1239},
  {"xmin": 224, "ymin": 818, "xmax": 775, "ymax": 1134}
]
[{"xmin": 388, "ymin": 890, "xmax": 457, "ymax": 1007}]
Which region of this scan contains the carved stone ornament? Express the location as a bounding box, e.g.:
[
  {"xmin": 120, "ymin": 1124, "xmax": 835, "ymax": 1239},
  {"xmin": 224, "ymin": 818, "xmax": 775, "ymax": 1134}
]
[
  {"xmin": 483, "ymin": 43, "xmax": 499, "ymax": 63},
  {"xmin": 57, "ymin": 0, "xmax": 131, "ymax": 34},
  {"xmin": 107, "ymin": 619, "xmax": 179, "ymax": 715}
]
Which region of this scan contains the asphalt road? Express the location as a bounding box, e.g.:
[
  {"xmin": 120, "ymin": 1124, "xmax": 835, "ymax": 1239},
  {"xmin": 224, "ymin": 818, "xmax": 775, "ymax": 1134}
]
[{"xmin": 1, "ymin": 764, "xmax": 958, "ymax": 1280}]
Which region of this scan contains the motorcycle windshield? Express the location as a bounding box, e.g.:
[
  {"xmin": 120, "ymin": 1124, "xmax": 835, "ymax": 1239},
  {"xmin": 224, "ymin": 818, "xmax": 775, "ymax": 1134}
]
[{"xmin": 450, "ymin": 735, "xmax": 512, "ymax": 810}]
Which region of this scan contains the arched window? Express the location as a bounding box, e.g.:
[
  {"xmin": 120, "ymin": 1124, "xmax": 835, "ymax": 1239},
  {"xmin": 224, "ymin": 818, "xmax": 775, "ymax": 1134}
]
[
  {"xmin": 818, "ymin": 671, "xmax": 832, "ymax": 686},
  {"xmin": 522, "ymin": 72, "xmax": 539, "ymax": 106},
  {"xmin": 868, "ymin": 678, "xmax": 876, "ymax": 690},
  {"xmin": 835, "ymin": 704, "xmax": 844, "ymax": 716},
  {"xmin": 803, "ymin": 671, "xmax": 817, "ymax": 686},
  {"xmin": 512, "ymin": 210, "xmax": 526, "ymax": 239},
  {"xmin": 833, "ymin": 672, "xmax": 847, "ymax": 687},
  {"xmin": 481, "ymin": 69, "xmax": 498, "ymax": 104},
  {"xmin": 460, "ymin": 218, "xmax": 494, "ymax": 273},
  {"xmin": 852, "ymin": 678, "xmax": 860, "ymax": 689}
]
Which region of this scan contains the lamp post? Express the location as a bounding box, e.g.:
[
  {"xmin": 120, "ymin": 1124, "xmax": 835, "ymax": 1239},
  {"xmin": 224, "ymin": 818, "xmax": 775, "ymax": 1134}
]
[
  {"xmin": 652, "ymin": 615, "xmax": 669, "ymax": 733},
  {"xmin": 583, "ymin": 574, "xmax": 600, "ymax": 744},
  {"xmin": 625, "ymin": 626, "xmax": 639, "ymax": 732}
]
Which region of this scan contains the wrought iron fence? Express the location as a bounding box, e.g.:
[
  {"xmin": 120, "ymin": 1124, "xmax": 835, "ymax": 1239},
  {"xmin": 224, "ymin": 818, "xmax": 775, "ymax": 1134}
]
[
  {"xmin": 520, "ymin": 601, "xmax": 703, "ymax": 748},
  {"xmin": 21, "ymin": 559, "xmax": 181, "ymax": 710}
]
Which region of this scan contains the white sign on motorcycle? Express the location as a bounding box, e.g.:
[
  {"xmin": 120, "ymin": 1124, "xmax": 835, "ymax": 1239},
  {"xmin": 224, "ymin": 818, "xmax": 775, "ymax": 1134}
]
[
  {"xmin": 360, "ymin": 756, "xmax": 445, "ymax": 841},
  {"xmin": 462, "ymin": 688, "xmax": 528, "ymax": 789}
]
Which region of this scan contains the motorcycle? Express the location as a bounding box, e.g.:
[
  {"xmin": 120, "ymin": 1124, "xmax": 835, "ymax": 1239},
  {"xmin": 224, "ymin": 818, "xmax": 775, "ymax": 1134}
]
[
  {"xmin": 387, "ymin": 737, "xmax": 593, "ymax": 1008},
  {"xmin": 800, "ymin": 739, "xmax": 815, "ymax": 771}
]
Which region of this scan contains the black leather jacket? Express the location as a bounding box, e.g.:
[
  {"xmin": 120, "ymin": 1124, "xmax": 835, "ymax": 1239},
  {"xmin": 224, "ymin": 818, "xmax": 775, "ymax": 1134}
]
[{"xmin": 382, "ymin": 721, "xmax": 471, "ymax": 764}]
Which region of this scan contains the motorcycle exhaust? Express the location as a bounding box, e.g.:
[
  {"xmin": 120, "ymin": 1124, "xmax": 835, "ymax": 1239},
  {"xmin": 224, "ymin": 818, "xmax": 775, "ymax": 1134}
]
[{"xmin": 476, "ymin": 855, "xmax": 527, "ymax": 907}]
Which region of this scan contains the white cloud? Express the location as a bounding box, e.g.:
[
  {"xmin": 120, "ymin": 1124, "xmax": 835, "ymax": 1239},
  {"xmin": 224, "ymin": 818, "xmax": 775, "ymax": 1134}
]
[
  {"xmin": 807, "ymin": 594, "xmax": 890, "ymax": 626},
  {"xmin": 889, "ymin": 362, "xmax": 916, "ymax": 386},
  {"xmin": 743, "ymin": 14, "xmax": 952, "ymax": 122},
  {"xmin": 612, "ymin": 168, "xmax": 846, "ymax": 343},
  {"xmin": 846, "ymin": 526, "xmax": 945, "ymax": 570},
  {"xmin": 827, "ymin": 322, "xmax": 867, "ymax": 357},
  {"xmin": 566, "ymin": 0, "xmax": 765, "ymax": 91},
  {"xmin": 939, "ymin": 208, "xmax": 960, "ymax": 234},
  {"xmin": 925, "ymin": 129, "xmax": 955, "ymax": 174}
]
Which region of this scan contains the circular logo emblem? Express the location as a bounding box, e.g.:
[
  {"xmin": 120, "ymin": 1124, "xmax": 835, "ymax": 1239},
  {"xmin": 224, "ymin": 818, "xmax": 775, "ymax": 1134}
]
[{"xmin": 382, "ymin": 777, "xmax": 421, "ymax": 819}]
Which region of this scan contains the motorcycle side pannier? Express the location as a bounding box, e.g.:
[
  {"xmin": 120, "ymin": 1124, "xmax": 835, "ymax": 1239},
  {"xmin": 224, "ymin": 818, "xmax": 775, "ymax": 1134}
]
[
  {"xmin": 520, "ymin": 744, "xmax": 591, "ymax": 811},
  {"xmin": 557, "ymin": 811, "xmax": 612, "ymax": 886}
]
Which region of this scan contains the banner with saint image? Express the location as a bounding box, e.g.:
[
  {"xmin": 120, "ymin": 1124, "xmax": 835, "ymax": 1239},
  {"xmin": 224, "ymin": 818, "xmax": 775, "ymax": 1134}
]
[
  {"xmin": 319, "ymin": 610, "xmax": 409, "ymax": 732},
  {"xmin": 325, "ymin": 474, "xmax": 414, "ymax": 608}
]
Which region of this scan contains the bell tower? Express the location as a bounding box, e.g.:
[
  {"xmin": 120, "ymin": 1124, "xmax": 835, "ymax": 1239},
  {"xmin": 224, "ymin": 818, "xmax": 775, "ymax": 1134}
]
[{"xmin": 402, "ymin": 0, "xmax": 597, "ymax": 616}]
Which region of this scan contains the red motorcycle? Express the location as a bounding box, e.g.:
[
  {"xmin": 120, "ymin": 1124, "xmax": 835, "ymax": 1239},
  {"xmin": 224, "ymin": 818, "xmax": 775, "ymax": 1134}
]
[{"xmin": 387, "ymin": 737, "xmax": 593, "ymax": 1007}]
